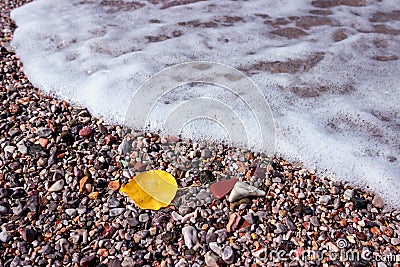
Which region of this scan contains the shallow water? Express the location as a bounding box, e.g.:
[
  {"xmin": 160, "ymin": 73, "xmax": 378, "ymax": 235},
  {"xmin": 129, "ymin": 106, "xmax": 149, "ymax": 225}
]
[{"xmin": 11, "ymin": 0, "xmax": 400, "ymax": 207}]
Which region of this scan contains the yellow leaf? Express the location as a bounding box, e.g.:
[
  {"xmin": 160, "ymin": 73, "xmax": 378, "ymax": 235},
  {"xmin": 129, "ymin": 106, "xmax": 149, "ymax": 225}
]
[{"xmin": 120, "ymin": 170, "xmax": 178, "ymax": 210}]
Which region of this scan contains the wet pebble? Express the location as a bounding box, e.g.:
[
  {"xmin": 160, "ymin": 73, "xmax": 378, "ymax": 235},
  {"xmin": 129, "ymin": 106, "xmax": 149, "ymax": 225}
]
[{"xmin": 182, "ymin": 225, "xmax": 199, "ymax": 249}]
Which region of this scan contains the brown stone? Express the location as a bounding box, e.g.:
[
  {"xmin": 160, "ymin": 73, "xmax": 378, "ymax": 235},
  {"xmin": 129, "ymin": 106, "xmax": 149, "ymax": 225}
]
[
  {"xmin": 382, "ymin": 226, "xmax": 393, "ymax": 237},
  {"xmin": 39, "ymin": 138, "xmax": 48, "ymax": 148},
  {"xmin": 270, "ymin": 27, "xmax": 308, "ymax": 39},
  {"xmin": 104, "ymin": 135, "xmax": 114, "ymax": 145},
  {"xmin": 79, "ymin": 176, "xmax": 90, "ymax": 193},
  {"xmin": 10, "ymin": 103, "xmax": 20, "ymax": 114},
  {"xmin": 355, "ymin": 231, "xmax": 367, "ymax": 241},
  {"xmin": 333, "ymin": 29, "xmax": 348, "ymax": 42},
  {"xmin": 133, "ymin": 161, "xmax": 146, "ymax": 172},
  {"xmin": 302, "ymin": 222, "xmax": 311, "ymax": 231},
  {"xmin": 369, "ymin": 10, "xmax": 400, "ymax": 23},
  {"xmin": 372, "ymin": 55, "xmax": 399, "ymax": 61},
  {"xmin": 309, "ymin": 9, "xmax": 333, "ymax": 15},
  {"xmin": 339, "ymin": 219, "xmax": 347, "ymax": 227},
  {"xmin": 108, "ymin": 180, "xmax": 120, "ymax": 191},
  {"xmin": 88, "ymin": 192, "xmax": 99, "ymax": 199},
  {"xmin": 370, "ymin": 226, "xmax": 382, "ymax": 236},
  {"xmin": 241, "ymin": 52, "xmax": 325, "ymax": 75},
  {"xmin": 311, "ymin": 0, "xmax": 366, "ymax": 8},
  {"xmin": 227, "ymin": 213, "xmax": 243, "ymax": 232},
  {"xmin": 295, "ymin": 16, "xmax": 333, "ymax": 29}
]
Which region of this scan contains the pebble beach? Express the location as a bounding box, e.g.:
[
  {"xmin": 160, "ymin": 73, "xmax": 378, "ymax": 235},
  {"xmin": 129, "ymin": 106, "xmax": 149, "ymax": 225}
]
[{"xmin": 1, "ymin": 0, "xmax": 400, "ymax": 267}]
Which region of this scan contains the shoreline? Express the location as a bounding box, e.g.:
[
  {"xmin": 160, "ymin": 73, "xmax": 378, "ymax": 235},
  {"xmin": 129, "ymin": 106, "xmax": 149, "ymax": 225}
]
[{"xmin": 1, "ymin": 1, "xmax": 400, "ymax": 266}]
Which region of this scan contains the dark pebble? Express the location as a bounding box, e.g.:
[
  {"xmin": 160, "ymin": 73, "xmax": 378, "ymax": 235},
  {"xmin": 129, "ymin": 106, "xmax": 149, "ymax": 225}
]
[
  {"xmin": 0, "ymin": 188, "xmax": 13, "ymax": 198},
  {"xmin": 11, "ymin": 188, "xmax": 26, "ymax": 199},
  {"xmin": 80, "ymin": 254, "xmax": 97, "ymax": 267},
  {"xmin": 352, "ymin": 196, "xmax": 368, "ymax": 209},
  {"xmin": 22, "ymin": 227, "xmax": 36, "ymax": 243}
]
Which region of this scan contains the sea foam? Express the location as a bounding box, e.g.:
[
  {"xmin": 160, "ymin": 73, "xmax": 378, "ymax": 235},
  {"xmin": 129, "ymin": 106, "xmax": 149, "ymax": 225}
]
[{"xmin": 11, "ymin": 0, "xmax": 400, "ymax": 207}]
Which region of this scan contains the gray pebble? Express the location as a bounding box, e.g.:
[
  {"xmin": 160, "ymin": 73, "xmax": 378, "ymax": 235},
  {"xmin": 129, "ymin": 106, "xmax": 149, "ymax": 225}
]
[
  {"xmin": 0, "ymin": 230, "xmax": 11, "ymax": 242},
  {"xmin": 16, "ymin": 141, "xmax": 28, "ymax": 154},
  {"xmin": 110, "ymin": 208, "xmax": 125, "ymax": 217},
  {"xmin": 176, "ymin": 258, "xmax": 188, "ymax": 267},
  {"xmin": 118, "ymin": 139, "xmax": 131, "ymax": 155},
  {"xmin": 319, "ymin": 195, "xmax": 332, "ymax": 205},
  {"xmin": 126, "ymin": 217, "xmax": 139, "ymax": 227},
  {"xmin": 108, "ymin": 198, "xmax": 120, "ymax": 208},
  {"xmin": 209, "ymin": 242, "xmax": 221, "ymax": 255},
  {"xmin": 4, "ymin": 145, "xmax": 15, "ymax": 155},
  {"xmin": 391, "ymin": 238, "xmax": 400, "ymax": 246},
  {"xmin": 201, "ymin": 149, "xmax": 211, "ymax": 158},
  {"xmin": 0, "ymin": 205, "xmax": 8, "ymax": 215},
  {"xmin": 65, "ymin": 209, "xmax": 76, "ymax": 217},
  {"xmin": 36, "ymin": 127, "xmax": 52, "ymax": 137},
  {"xmin": 179, "ymin": 206, "xmax": 192, "ymax": 216},
  {"xmin": 310, "ymin": 216, "xmax": 320, "ymax": 227},
  {"xmin": 121, "ymin": 257, "xmax": 134, "ymax": 267},
  {"xmin": 274, "ymin": 223, "xmax": 287, "ymax": 234},
  {"xmin": 171, "ymin": 211, "xmax": 183, "ymax": 222},
  {"xmin": 284, "ymin": 217, "xmax": 297, "ymax": 231},
  {"xmin": 221, "ymin": 246, "xmax": 234, "ymax": 264},
  {"xmin": 243, "ymin": 214, "xmax": 254, "ymax": 224},
  {"xmin": 344, "ymin": 189, "xmax": 354, "ymax": 200},
  {"xmin": 182, "ymin": 225, "xmax": 199, "ymax": 249},
  {"xmin": 215, "ymin": 229, "xmax": 228, "ymax": 244},
  {"xmin": 196, "ymin": 191, "xmax": 209, "ymax": 201},
  {"xmin": 108, "ymin": 259, "xmax": 122, "ymax": 267}
]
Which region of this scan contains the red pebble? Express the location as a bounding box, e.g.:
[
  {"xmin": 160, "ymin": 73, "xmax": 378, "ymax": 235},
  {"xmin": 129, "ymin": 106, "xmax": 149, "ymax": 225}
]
[
  {"xmin": 79, "ymin": 126, "xmax": 93, "ymax": 137},
  {"xmin": 104, "ymin": 135, "xmax": 114, "ymax": 145},
  {"xmin": 210, "ymin": 178, "xmax": 238, "ymax": 199}
]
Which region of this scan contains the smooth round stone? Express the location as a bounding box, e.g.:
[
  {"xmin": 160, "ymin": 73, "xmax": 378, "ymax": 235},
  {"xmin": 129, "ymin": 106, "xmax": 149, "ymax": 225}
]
[
  {"xmin": 319, "ymin": 195, "xmax": 332, "ymax": 205},
  {"xmin": 139, "ymin": 214, "xmax": 149, "ymax": 223},
  {"xmin": 221, "ymin": 246, "xmax": 234, "ymax": 264},
  {"xmin": 0, "ymin": 230, "xmax": 12, "ymax": 242},
  {"xmin": 372, "ymin": 195, "xmax": 384, "ymax": 208},
  {"xmin": 0, "ymin": 205, "xmax": 8, "ymax": 215},
  {"xmin": 65, "ymin": 209, "xmax": 76, "ymax": 217}
]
